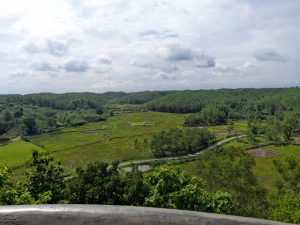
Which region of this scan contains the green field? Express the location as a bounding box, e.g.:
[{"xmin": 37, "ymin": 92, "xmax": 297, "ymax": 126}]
[
  {"xmin": 25, "ymin": 112, "xmax": 186, "ymax": 170},
  {"xmin": 0, "ymin": 140, "xmax": 44, "ymax": 168},
  {"xmin": 0, "ymin": 114, "xmax": 248, "ymax": 173}
]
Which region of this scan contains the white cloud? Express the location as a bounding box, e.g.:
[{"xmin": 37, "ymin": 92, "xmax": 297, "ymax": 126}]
[
  {"xmin": 97, "ymin": 55, "xmax": 112, "ymax": 64},
  {"xmin": 0, "ymin": 0, "xmax": 299, "ymax": 93}
]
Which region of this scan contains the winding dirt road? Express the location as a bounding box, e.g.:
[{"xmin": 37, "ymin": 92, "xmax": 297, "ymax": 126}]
[{"xmin": 119, "ymin": 135, "xmax": 246, "ymax": 167}]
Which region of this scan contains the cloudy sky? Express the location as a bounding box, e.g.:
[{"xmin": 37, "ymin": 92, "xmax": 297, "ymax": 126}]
[{"xmin": 0, "ymin": 0, "xmax": 299, "ymax": 94}]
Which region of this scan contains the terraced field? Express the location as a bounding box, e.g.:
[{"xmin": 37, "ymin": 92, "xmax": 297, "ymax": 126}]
[
  {"xmin": 0, "ymin": 112, "xmax": 250, "ymax": 176},
  {"xmin": 28, "ymin": 112, "xmax": 186, "ymax": 171}
]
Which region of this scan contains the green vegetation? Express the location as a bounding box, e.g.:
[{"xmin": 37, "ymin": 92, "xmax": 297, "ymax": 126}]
[
  {"xmin": 252, "ymin": 145, "xmax": 300, "ymax": 192},
  {"xmin": 23, "ymin": 112, "xmax": 185, "ymax": 171},
  {"xmin": 0, "ymin": 140, "xmax": 44, "ymax": 167},
  {"xmin": 0, "ymin": 152, "xmax": 232, "ymax": 214},
  {"xmin": 0, "ymin": 88, "xmax": 299, "ymax": 223},
  {"xmin": 151, "ymin": 128, "xmax": 215, "ymax": 157}
]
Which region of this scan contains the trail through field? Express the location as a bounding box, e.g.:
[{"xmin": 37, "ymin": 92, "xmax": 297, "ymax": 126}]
[{"xmin": 119, "ymin": 135, "xmax": 246, "ymax": 167}]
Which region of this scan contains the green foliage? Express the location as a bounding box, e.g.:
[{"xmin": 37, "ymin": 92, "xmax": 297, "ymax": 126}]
[
  {"xmin": 194, "ymin": 147, "xmax": 269, "ymax": 218},
  {"xmin": 147, "ymin": 88, "xmax": 300, "ymax": 115},
  {"xmin": 269, "ymin": 192, "xmax": 300, "ymax": 223},
  {"xmin": 123, "ymin": 165, "xmax": 149, "ymax": 206},
  {"xmin": 25, "ymin": 150, "xmax": 65, "ymax": 203},
  {"xmin": 66, "ymin": 161, "xmax": 124, "ymax": 204},
  {"xmin": 184, "ymin": 106, "xmax": 227, "ymax": 126},
  {"xmin": 23, "ymin": 117, "xmax": 39, "ymax": 134},
  {"xmin": 151, "ymin": 128, "xmax": 215, "ymax": 157},
  {"xmin": 273, "ymin": 156, "xmax": 300, "ymax": 193},
  {"xmin": 144, "ymin": 167, "xmax": 231, "ymax": 213},
  {"xmin": 0, "ymin": 166, "xmax": 34, "ymax": 205},
  {"xmin": 269, "ymin": 157, "xmax": 300, "ymax": 223}
]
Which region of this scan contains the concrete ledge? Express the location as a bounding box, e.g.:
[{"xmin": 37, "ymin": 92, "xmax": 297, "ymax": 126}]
[{"xmin": 0, "ymin": 205, "xmax": 291, "ymax": 225}]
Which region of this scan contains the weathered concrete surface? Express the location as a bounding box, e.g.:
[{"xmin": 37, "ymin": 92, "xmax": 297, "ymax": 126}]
[{"xmin": 0, "ymin": 205, "xmax": 291, "ymax": 225}]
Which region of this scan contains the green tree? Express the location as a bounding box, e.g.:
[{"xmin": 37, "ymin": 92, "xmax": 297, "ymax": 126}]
[
  {"xmin": 23, "ymin": 117, "xmax": 39, "ymax": 134},
  {"xmin": 66, "ymin": 161, "xmax": 125, "ymax": 205},
  {"xmin": 151, "ymin": 128, "xmax": 215, "ymax": 157},
  {"xmin": 144, "ymin": 167, "xmax": 231, "ymax": 213},
  {"xmin": 3, "ymin": 111, "xmax": 13, "ymax": 122},
  {"xmin": 270, "ymin": 158, "xmax": 300, "ymax": 224},
  {"xmin": 25, "ymin": 150, "xmax": 65, "ymax": 203},
  {"xmin": 123, "ymin": 166, "xmax": 149, "ymax": 206},
  {"xmin": 195, "ymin": 147, "xmax": 269, "ymax": 218}
]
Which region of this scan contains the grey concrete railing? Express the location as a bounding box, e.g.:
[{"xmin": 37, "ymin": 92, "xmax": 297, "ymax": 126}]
[{"xmin": 0, "ymin": 205, "xmax": 292, "ymax": 225}]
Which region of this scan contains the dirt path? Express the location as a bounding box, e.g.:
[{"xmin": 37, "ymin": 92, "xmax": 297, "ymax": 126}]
[
  {"xmin": 11, "ymin": 136, "xmax": 22, "ymax": 142},
  {"xmin": 119, "ymin": 135, "xmax": 246, "ymax": 167}
]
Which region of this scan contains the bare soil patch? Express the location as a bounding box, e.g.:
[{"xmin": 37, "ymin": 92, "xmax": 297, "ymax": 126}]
[{"xmin": 247, "ymin": 148, "xmax": 281, "ymax": 158}]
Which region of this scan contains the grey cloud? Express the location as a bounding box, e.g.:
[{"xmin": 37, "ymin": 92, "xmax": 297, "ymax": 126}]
[
  {"xmin": 23, "ymin": 40, "xmax": 69, "ymax": 56},
  {"xmin": 47, "ymin": 40, "xmax": 69, "ymax": 56},
  {"xmin": 64, "ymin": 60, "xmax": 88, "ymax": 72},
  {"xmin": 48, "ymin": 73, "xmax": 58, "ymax": 78},
  {"xmin": 10, "ymin": 72, "xmax": 28, "ymax": 78},
  {"xmin": 165, "ymin": 45, "xmax": 195, "ymax": 61},
  {"xmin": 97, "ymin": 55, "xmax": 112, "ymax": 64},
  {"xmin": 214, "ymin": 65, "xmax": 237, "ymax": 73},
  {"xmin": 163, "ymin": 45, "xmax": 215, "ymax": 68},
  {"xmin": 23, "ymin": 43, "xmax": 42, "ymax": 54},
  {"xmin": 156, "ymin": 72, "xmax": 175, "ymax": 80},
  {"xmin": 33, "ymin": 61, "xmax": 55, "ymax": 71},
  {"xmin": 254, "ymin": 49, "xmax": 287, "ymax": 63},
  {"xmin": 159, "ymin": 63, "xmax": 178, "ymax": 73},
  {"xmin": 130, "ymin": 59, "xmax": 154, "ymax": 69},
  {"xmin": 131, "ymin": 58, "xmax": 178, "ymax": 73},
  {"xmin": 139, "ymin": 29, "xmax": 178, "ymax": 39},
  {"xmin": 195, "ymin": 54, "xmax": 215, "ymax": 68}
]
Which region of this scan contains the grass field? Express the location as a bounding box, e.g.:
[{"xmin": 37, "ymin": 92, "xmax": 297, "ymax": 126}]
[
  {"xmin": 252, "ymin": 144, "xmax": 300, "ymax": 192},
  {"xmin": 0, "ymin": 140, "xmax": 44, "ymax": 168},
  {"xmin": 27, "ymin": 112, "xmax": 186, "ymax": 171}
]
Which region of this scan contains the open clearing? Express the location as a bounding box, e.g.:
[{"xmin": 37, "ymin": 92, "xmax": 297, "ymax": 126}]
[
  {"xmin": 207, "ymin": 120, "xmax": 247, "ymax": 140},
  {"xmin": 247, "ymin": 148, "xmax": 282, "ymax": 158}
]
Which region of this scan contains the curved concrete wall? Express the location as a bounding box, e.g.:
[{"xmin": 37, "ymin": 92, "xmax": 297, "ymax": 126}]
[{"xmin": 0, "ymin": 205, "xmax": 291, "ymax": 225}]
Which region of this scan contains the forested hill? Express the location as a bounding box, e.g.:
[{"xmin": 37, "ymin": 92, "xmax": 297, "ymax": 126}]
[
  {"xmin": 0, "ymin": 92, "xmax": 126, "ymax": 110},
  {"xmin": 146, "ymin": 88, "xmax": 300, "ymax": 113},
  {"xmin": 1, "ymin": 88, "xmax": 299, "ymax": 112}
]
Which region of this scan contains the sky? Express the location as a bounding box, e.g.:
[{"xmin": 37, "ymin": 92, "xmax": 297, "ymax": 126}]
[{"xmin": 0, "ymin": 0, "xmax": 299, "ymax": 94}]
